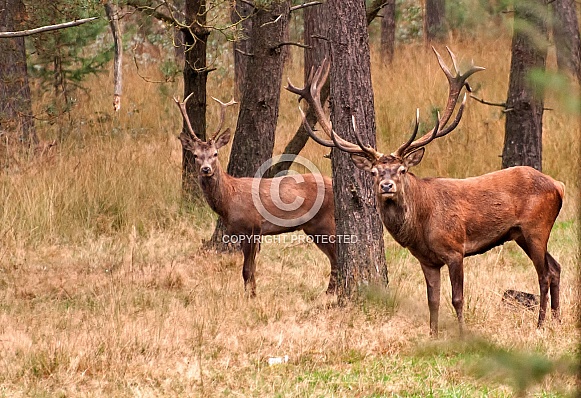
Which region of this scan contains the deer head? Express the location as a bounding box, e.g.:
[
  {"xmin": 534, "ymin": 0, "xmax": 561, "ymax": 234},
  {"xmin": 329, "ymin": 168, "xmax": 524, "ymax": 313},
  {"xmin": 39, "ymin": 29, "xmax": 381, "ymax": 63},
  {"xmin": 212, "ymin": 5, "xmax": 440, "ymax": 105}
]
[
  {"xmin": 174, "ymin": 94, "xmax": 237, "ymax": 177},
  {"xmin": 286, "ymin": 47, "xmax": 485, "ymax": 203}
]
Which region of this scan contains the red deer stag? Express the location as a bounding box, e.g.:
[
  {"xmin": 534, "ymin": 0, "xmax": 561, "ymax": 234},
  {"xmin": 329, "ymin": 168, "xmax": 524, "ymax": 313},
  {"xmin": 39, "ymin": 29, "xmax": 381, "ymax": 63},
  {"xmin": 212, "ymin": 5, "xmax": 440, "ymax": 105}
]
[
  {"xmin": 286, "ymin": 48, "xmax": 564, "ymax": 336},
  {"xmin": 174, "ymin": 95, "xmax": 337, "ymax": 297}
]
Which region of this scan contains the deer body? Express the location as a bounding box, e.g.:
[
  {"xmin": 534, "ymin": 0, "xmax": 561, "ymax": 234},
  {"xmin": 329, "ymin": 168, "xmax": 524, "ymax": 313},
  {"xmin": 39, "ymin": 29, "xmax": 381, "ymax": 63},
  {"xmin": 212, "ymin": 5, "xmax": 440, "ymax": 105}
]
[
  {"xmin": 287, "ymin": 48, "xmax": 564, "ymax": 335},
  {"xmin": 175, "ymin": 96, "xmax": 338, "ymax": 297},
  {"xmin": 376, "ymin": 164, "xmax": 563, "ymax": 334}
]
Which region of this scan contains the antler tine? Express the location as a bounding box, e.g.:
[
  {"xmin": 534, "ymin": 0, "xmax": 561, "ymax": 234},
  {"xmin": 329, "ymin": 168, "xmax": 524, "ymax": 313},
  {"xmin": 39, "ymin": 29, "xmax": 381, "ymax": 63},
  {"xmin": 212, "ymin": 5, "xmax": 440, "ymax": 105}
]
[
  {"xmin": 210, "ymin": 97, "xmax": 237, "ymax": 141},
  {"xmin": 174, "ymin": 93, "xmax": 201, "ymax": 142},
  {"xmin": 351, "ymin": 115, "xmax": 384, "ymax": 159},
  {"xmin": 393, "ymin": 109, "xmax": 420, "ymax": 158},
  {"xmin": 286, "ymin": 58, "xmax": 333, "ymax": 139},
  {"xmin": 298, "ymin": 105, "xmax": 336, "ymax": 148},
  {"xmin": 397, "ymin": 48, "xmax": 484, "ymax": 156}
]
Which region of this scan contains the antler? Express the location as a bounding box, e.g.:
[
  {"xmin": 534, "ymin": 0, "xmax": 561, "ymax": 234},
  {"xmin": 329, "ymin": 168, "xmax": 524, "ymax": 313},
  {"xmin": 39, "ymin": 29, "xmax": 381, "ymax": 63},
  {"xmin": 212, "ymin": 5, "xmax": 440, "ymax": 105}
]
[
  {"xmin": 174, "ymin": 94, "xmax": 237, "ymax": 143},
  {"xmin": 393, "ymin": 47, "xmax": 485, "ymax": 158},
  {"xmin": 173, "ymin": 93, "xmax": 201, "ymax": 143},
  {"xmin": 285, "ymin": 58, "xmax": 383, "ymax": 160},
  {"xmin": 210, "ymin": 97, "xmax": 237, "ymax": 141}
]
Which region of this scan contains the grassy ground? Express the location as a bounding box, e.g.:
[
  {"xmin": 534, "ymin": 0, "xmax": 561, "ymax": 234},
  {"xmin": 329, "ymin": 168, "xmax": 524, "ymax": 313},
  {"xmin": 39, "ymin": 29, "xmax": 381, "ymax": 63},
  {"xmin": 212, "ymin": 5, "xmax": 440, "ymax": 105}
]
[{"xmin": 0, "ymin": 32, "xmax": 579, "ymax": 396}]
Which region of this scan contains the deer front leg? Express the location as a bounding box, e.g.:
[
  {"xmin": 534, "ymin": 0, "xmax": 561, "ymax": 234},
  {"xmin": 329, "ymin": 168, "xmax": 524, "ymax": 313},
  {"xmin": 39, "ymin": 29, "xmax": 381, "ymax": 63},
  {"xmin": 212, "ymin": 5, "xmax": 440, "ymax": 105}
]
[
  {"xmin": 421, "ymin": 263, "xmax": 441, "ymax": 337},
  {"xmin": 241, "ymin": 237, "xmax": 259, "ymax": 297}
]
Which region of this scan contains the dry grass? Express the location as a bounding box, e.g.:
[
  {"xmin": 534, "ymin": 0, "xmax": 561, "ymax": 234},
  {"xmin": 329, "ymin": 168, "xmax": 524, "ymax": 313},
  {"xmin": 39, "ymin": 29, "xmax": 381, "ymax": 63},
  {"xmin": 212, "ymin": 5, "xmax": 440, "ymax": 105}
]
[{"xmin": 0, "ymin": 32, "xmax": 578, "ymax": 397}]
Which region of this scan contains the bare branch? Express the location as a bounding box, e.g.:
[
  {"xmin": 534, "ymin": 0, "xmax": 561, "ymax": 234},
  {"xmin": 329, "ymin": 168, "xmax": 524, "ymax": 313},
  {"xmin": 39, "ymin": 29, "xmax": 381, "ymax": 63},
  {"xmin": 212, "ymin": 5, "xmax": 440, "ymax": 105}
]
[
  {"xmin": 290, "ymin": 1, "xmax": 323, "ymax": 12},
  {"xmin": 272, "ymin": 41, "xmax": 311, "ymax": 50},
  {"xmin": 0, "ymin": 17, "xmax": 98, "ymax": 38}
]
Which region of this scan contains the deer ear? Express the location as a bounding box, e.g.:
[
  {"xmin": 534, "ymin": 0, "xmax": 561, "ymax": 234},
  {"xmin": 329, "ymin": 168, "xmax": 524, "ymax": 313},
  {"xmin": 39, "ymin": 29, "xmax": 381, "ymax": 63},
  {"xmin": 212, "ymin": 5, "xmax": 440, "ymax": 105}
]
[
  {"xmin": 404, "ymin": 147, "xmax": 425, "ymax": 168},
  {"xmin": 214, "ymin": 129, "xmax": 231, "ymax": 149},
  {"xmin": 351, "ymin": 154, "xmax": 374, "ymax": 172},
  {"xmin": 178, "ymin": 133, "xmax": 196, "ymax": 152}
]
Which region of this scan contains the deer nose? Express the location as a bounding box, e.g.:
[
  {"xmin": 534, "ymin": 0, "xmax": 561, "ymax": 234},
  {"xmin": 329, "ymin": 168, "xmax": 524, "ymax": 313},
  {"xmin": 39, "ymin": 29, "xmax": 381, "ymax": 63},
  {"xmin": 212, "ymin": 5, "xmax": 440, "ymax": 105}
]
[
  {"xmin": 380, "ymin": 181, "xmax": 395, "ymax": 193},
  {"xmin": 200, "ymin": 166, "xmax": 212, "ymax": 175}
]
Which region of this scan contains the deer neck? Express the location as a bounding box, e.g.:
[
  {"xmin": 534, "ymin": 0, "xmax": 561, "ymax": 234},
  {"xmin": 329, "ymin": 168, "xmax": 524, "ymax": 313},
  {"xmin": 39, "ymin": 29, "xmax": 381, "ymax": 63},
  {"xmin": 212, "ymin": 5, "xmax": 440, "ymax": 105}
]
[
  {"xmin": 198, "ymin": 164, "xmax": 233, "ymax": 219},
  {"xmin": 379, "ymin": 174, "xmax": 426, "ymax": 248}
]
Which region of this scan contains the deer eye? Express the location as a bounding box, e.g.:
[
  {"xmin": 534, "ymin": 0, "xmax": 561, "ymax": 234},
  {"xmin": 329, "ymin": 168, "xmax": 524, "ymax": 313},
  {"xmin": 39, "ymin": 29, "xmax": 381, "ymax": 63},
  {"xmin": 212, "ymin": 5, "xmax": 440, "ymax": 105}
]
[
  {"xmin": 371, "ymin": 167, "xmax": 378, "ymax": 176},
  {"xmin": 398, "ymin": 166, "xmax": 406, "ymax": 174},
  {"xmin": 213, "ymin": 152, "xmax": 218, "ymax": 157}
]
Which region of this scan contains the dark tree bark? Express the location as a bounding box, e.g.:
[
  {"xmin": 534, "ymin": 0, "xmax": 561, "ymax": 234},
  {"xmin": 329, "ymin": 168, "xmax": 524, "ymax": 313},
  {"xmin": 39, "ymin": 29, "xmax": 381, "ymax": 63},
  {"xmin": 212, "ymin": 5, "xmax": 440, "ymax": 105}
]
[
  {"xmin": 424, "ymin": 0, "xmax": 446, "ymax": 43},
  {"xmin": 327, "ymin": 0, "xmax": 388, "ymax": 299},
  {"xmin": 206, "ymin": 1, "xmax": 290, "ymax": 250},
  {"xmin": 270, "ymin": 0, "xmax": 330, "ymax": 177},
  {"xmin": 0, "ymin": 0, "xmax": 37, "ymax": 151},
  {"xmin": 552, "ymin": 0, "xmax": 581, "ymax": 83},
  {"xmin": 181, "ymin": 0, "xmax": 209, "ymax": 200},
  {"xmin": 502, "ymin": 0, "xmax": 548, "ymax": 171},
  {"xmin": 380, "ymin": 0, "xmax": 396, "ymax": 65},
  {"xmin": 230, "ymin": 0, "xmax": 253, "ymax": 101},
  {"xmin": 274, "ymin": 1, "xmax": 386, "ymax": 175},
  {"xmin": 226, "ymin": 1, "xmax": 290, "ymax": 179}
]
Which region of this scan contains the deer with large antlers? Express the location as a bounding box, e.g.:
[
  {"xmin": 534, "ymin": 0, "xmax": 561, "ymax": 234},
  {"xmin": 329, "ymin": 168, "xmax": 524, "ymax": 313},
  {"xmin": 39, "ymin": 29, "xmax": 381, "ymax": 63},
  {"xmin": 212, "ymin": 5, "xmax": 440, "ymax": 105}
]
[
  {"xmin": 175, "ymin": 94, "xmax": 338, "ymax": 297},
  {"xmin": 286, "ymin": 48, "xmax": 564, "ymax": 336}
]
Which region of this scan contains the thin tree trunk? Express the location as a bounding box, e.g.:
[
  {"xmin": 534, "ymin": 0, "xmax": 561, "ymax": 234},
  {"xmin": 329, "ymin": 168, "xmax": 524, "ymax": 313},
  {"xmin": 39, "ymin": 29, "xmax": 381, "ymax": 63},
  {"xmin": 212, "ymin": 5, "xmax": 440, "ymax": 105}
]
[
  {"xmin": 270, "ymin": 0, "xmax": 330, "ymax": 177},
  {"xmin": 380, "ymin": 0, "xmax": 396, "ymax": 65},
  {"xmin": 327, "ymin": 0, "xmax": 388, "ymax": 300},
  {"xmin": 0, "ymin": 0, "xmax": 37, "ymax": 153},
  {"xmin": 424, "ymin": 0, "xmax": 446, "ymax": 43},
  {"xmin": 502, "ymin": 0, "xmax": 548, "ymax": 171},
  {"xmin": 181, "ymin": 0, "xmax": 209, "ymax": 201},
  {"xmin": 230, "ymin": 1, "xmax": 253, "ymax": 101},
  {"xmin": 552, "ymin": 0, "xmax": 581, "ymax": 83}
]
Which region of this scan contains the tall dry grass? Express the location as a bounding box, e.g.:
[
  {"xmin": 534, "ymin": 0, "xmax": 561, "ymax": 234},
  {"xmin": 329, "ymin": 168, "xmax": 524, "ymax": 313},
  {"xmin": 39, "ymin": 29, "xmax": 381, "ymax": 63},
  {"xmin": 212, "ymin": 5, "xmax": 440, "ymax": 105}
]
[{"xmin": 0, "ymin": 33, "xmax": 578, "ymax": 397}]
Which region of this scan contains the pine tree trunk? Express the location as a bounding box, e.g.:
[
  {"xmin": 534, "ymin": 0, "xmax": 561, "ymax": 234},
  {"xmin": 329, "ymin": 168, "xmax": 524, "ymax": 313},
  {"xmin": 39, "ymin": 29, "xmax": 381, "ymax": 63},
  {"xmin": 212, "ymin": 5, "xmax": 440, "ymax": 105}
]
[
  {"xmin": 327, "ymin": 0, "xmax": 389, "ymax": 300},
  {"xmin": 0, "ymin": 0, "xmax": 37, "ymax": 155},
  {"xmin": 502, "ymin": 0, "xmax": 548, "ymax": 171},
  {"xmin": 380, "ymin": 0, "xmax": 396, "ymax": 64},
  {"xmin": 552, "ymin": 0, "xmax": 581, "ymax": 83},
  {"xmin": 181, "ymin": 0, "xmax": 209, "ymax": 201},
  {"xmin": 271, "ymin": 1, "xmax": 330, "ymax": 177},
  {"xmin": 205, "ymin": 1, "xmax": 290, "ymax": 250},
  {"xmin": 231, "ymin": 1, "xmax": 253, "ymax": 101},
  {"xmin": 424, "ymin": 0, "xmax": 446, "ymax": 43}
]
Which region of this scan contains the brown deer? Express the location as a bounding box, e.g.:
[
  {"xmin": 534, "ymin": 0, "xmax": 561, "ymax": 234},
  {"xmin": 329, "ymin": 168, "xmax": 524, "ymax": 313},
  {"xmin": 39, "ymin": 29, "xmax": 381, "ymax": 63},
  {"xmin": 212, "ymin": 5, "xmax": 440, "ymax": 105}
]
[
  {"xmin": 174, "ymin": 95, "xmax": 338, "ymax": 297},
  {"xmin": 286, "ymin": 48, "xmax": 564, "ymax": 336}
]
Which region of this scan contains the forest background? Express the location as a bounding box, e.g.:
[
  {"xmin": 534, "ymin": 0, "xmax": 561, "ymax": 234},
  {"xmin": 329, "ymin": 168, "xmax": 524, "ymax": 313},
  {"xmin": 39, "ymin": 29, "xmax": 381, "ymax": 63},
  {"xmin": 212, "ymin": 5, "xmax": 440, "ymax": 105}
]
[{"xmin": 0, "ymin": 0, "xmax": 579, "ymax": 396}]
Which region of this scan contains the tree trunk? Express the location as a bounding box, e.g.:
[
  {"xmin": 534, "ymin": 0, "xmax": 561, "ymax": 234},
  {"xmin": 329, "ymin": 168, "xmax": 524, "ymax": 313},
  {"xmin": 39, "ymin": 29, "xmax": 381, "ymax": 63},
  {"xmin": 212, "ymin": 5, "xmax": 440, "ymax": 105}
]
[
  {"xmin": 270, "ymin": 0, "xmax": 330, "ymax": 177},
  {"xmin": 205, "ymin": 1, "xmax": 290, "ymax": 250},
  {"xmin": 424, "ymin": 0, "xmax": 446, "ymax": 43},
  {"xmin": 230, "ymin": 1, "xmax": 253, "ymax": 101},
  {"xmin": 327, "ymin": 0, "xmax": 388, "ymax": 300},
  {"xmin": 0, "ymin": 0, "xmax": 37, "ymax": 155},
  {"xmin": 274, "ymin": 1, "xmax": 386, "ymax": 175},
  {"xmin": 502, "ymin": 0, "xmax": 548, "ymax": 171},
  {"xmin": 552, "ymin": 0, "xmax": 581, "ymax": 83},
  {"xmin": 181, "ymin": 0, "xmax": 209, "ymax": 201},
  {"xmin": 380, "ymin": 0, "xmax": 396, "ymax": 65}
]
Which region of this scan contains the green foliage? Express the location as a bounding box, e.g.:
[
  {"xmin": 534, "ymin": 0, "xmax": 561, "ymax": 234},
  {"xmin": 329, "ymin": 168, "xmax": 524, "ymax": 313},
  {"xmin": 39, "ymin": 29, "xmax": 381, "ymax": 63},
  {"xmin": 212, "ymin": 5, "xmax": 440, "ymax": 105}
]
[
  {"xmin": 26, "ymin": 1, "xmax": 110, "ymax": 118},
  {"xmin": 528, "ymin": 69, "xmax": 581, "ymax": 114},
  {"xmin": 396, "ymin": 0, "xmax": 423, "ymax": 42}
]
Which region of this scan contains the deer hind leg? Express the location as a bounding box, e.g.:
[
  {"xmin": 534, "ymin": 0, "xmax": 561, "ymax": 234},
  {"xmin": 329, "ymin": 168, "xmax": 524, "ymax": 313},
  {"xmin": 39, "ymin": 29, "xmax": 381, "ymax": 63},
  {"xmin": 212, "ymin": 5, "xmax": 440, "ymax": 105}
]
[
  {"xmin": 447, "ymin": 255, "xmax": 466, "ymax": 336},
  {"xmin": 420, "ymin": 263, "xmax": 442, "ymax": 337},
  {"xmin": 546, "ymin": 253, "xmax": 561, "ymax": 322},
  {"xmin": 241, "ymin": 237, "xmax": 260, "ymax": 297},
  {"xmin": 312, "ymin": 240, "xmax": 338, "ymax": 295},
  {"xmin": 515, "ymin": 236, "xmax": 550, "ymax": 328}
]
